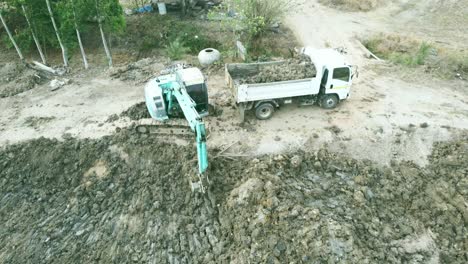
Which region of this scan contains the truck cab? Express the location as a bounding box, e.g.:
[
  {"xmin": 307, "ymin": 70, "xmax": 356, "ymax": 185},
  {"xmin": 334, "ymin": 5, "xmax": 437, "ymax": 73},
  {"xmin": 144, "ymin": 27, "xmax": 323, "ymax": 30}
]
[{"xmin": 304, "ymin": 48, "xmax": 355, "ymax": 108}]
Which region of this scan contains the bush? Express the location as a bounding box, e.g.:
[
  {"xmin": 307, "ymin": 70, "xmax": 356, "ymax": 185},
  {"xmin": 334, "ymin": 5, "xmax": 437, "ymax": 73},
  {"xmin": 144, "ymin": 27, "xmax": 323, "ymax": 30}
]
[
  {"xmin": 218, "ymin": 0, "xmax": 298, "ymax": 42},
  {"xmin": 166, "ymin": 38, "xmax": 189, "ymax": 60},
  {"xmin": 124, "ymin": 14, "xmax": 221, "ymax": 55},
  {"xmin": 363, "ymin": 33, "xmax": 468, "ymax": 79},
  {"xmin": 363, "ymin": 34, "xmax": 433, "ymax": 66}
]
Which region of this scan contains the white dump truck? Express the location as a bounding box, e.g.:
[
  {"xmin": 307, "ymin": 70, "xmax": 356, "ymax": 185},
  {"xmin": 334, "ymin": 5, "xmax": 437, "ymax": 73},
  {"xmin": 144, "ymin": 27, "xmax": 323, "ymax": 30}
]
[{"xmin": 225, "ymin": 48, "xmax": 357, "ymax": 121}]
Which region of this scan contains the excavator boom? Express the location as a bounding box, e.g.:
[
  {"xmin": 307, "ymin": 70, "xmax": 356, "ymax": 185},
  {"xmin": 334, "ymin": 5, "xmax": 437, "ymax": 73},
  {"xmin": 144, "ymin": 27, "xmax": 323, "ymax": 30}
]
[{"xmin": 172, "ymin": 83, "xmax": 209, "ymax": 174}]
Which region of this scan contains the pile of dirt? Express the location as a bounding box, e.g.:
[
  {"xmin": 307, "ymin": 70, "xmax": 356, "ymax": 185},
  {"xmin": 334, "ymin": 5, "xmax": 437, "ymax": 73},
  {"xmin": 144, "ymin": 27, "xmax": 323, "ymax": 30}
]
[
  {"xmin": 23, "ymin": 116, "xmax": 56, "ymax": 130},
  {"xmin": 120, "ymin": 102, "xmax": 151, "ymax": 120},
  {"xmin": 109, "ymin": 58, "xmax": 166, "ymax": 84},
  {"xmin": 0, "ymin": 62, "xmax": 43, "ymax": 98},
  {"xmin": 236, "ymin": 54, "xmax": 317, "ymax": 84},
  {"xmin": 0, "ymin": 130, "xmax": 467, "ymax": 263},
  {"xmin": 318, "ymin": 0, "xmax": 384, "ymax": 11}
]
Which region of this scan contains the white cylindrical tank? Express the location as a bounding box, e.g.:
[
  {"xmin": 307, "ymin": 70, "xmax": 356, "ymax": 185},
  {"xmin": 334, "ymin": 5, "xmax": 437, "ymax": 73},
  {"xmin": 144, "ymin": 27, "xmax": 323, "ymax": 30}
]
[{"xmin": 198, "ymin": 48, "xmax": 221, "ymax": 66}]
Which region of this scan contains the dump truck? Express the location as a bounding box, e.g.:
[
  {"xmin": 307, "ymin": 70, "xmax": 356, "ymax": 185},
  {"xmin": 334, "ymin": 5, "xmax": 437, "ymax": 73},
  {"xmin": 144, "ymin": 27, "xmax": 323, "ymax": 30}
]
[{"xmin": 225, "ymin": 48, "xmax": 357, "ymax": 121}]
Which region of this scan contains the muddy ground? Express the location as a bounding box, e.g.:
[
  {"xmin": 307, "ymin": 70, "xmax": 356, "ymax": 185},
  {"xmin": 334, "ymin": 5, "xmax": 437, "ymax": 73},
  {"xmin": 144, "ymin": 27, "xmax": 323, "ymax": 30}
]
[{"xmin": 0, "ymin": 129, "xmax": 466, "ymax": 263}]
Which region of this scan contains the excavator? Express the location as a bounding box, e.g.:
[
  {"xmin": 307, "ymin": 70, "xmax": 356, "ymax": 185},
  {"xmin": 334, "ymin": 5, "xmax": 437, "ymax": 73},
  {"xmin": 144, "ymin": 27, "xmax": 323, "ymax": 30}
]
[{"xmin": 139, "ymin": 65, "xmax": 209, "ymax": 192}]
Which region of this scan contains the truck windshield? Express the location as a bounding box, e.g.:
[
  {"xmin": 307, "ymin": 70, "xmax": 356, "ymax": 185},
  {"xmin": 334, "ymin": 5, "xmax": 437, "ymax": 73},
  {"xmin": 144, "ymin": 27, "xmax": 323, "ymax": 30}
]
[{"xmin": 333, "ymin": 67, "xmax": 350, "ymax": 82}]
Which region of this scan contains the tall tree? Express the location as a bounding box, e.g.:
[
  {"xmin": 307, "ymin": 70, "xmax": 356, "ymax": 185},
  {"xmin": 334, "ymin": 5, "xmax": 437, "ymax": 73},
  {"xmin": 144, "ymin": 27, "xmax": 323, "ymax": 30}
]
[
  {"xmin": 0, "ymin": 7, "xmax": 24, "ymax": 61},
  {"xmin": 94, "ymin": 0, "xmax": 125, "ymax": 67},
  {"xmin": 70, "ymin": 0, "xmax": 88, "ymax": 69},
  {"xmin": 45, "ymin": 0, "xmax": 68, "ymax": 67},
  {"xmin": 95, "ymin": 0, "xmax": 112, "ymax": 67},
  {"xmin": 21, "ymin": 4, "xmax": 46, "ymax": 64}
]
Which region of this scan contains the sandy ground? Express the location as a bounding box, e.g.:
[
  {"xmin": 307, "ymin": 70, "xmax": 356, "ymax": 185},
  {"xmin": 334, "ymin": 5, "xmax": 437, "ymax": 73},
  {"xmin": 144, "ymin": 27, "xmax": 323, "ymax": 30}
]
[{"xmin": 0, "ymin": 0, "xmax": 467, "ymax": 168}]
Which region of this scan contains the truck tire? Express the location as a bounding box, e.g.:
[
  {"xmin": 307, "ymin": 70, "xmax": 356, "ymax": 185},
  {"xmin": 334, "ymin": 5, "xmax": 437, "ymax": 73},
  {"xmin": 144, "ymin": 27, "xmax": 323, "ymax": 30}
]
[
  {"xmin": 321, "ymin": 94, "xmax": 339, "ymax": 109},
  {"xmin": 255, "ymin": 103, "xmax": 275, "ymax": 120}
]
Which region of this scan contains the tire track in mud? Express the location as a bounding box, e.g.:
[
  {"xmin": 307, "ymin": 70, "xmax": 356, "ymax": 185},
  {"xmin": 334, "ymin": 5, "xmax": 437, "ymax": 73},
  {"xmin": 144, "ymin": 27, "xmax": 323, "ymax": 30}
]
[{"xmin": 0, "ymin": 129, "xmax": 467, "ymax": 263}]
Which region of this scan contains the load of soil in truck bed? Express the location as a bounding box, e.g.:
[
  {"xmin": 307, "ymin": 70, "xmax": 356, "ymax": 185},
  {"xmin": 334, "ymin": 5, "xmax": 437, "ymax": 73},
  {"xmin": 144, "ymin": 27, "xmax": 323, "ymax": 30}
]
[
  {"xmin": 229, "ymin": 54, "xmax": 317, "ymax": 84},
  {"xmin": 1, "ymin": 128, "xmax": 467, "ymax": 263}
]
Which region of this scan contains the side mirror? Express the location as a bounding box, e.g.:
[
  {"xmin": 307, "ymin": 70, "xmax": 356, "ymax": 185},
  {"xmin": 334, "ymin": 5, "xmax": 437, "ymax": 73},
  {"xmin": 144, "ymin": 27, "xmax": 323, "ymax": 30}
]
[{"xmin": 351, "ymin": 65, "xmax": 359, "ymax": 79}]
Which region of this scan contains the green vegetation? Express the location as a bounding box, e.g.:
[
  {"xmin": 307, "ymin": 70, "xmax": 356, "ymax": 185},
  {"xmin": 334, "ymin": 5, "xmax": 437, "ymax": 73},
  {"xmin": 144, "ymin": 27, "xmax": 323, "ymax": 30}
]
[
  {"xmin": 0, "ymin": 0, "xmax": 125, "ymax": 66},
  {"xmin": 1, "ymin": 1, "xmax": 300, "ymax": 65},
  {"xmin": 363, "ymin": 34, "xmax": 468, "ymax": 79},
  {"xmin": 124, "ymin": 14, "xmax": 221, "ymax": 57},
  {"xmin": 209, "ymin": 0, "xmax": 298, "ymax": 59},
  {"xmin": 166, "ymin": 38, "xmax": 189, "ymax": 60},
  {"xmin": 365, "ymin": 36, "xmax": 432, "ymax": 66}
]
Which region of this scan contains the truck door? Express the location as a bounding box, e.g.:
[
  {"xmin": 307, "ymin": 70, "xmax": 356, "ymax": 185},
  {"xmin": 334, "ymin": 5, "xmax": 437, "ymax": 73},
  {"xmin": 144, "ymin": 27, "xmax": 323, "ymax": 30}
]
[
  {"xmin": 320, "ymin": 68, "xmax": 329, "ymax": 94},
  {"xmin": 327, "ymin": 67, "xmax": 351, "ymax": 99}
]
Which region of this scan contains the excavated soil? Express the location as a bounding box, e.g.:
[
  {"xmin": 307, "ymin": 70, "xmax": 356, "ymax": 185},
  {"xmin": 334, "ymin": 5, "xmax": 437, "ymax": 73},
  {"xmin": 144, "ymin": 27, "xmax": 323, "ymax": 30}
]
[
  {"xmin": 0, "ymin": 130, "xmax": 467, "ymax": 263},
  {"xmin": 235, "ymin": 55, "xmax": 317, "ymax": 84},
  {"xmin": 120, "ymin": 102, "xmax": 151, "ymax": 120},
  {"xmin": 109, "ymin": 58, "xmax": 166, "ymax": 84},
  {"xmin": 0, "ymin": 62, "xmax": 43, "ymax": 98}
]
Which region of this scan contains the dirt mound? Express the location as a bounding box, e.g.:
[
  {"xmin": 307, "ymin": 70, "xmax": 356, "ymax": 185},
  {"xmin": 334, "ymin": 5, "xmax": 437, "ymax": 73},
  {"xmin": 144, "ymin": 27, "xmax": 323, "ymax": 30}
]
[
  {"xmin": 0, "ymin": 130, "xmax": 467, "ymax": 263},
  {"xmin": 235, "ymin": 54, "xmax": 317, "ymax": 84},
  {"xmin": 109, "ymin": 58, "xmax": 166, "ymax": 83},
  {"xmin": 319, "ymin": 0, "xmax": 384, "ymax": 11},
  {"xmin": 0, "ymin": 62, "xmax": 42, "ymax": 98},
  {"xmin": 120, "ymin": 102, "xmax": 151, "ymax": 120}
]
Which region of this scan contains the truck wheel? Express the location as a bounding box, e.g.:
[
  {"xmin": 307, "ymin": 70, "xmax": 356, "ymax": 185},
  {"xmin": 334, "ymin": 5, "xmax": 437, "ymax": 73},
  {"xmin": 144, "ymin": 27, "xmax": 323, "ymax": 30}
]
[
  {"xmin": 255, "ymin": 103, "xmax": 275, "ymax": 120},
  {"xmin": 321, "ymin": 94, "xmax": 339, "ymax": 109}
]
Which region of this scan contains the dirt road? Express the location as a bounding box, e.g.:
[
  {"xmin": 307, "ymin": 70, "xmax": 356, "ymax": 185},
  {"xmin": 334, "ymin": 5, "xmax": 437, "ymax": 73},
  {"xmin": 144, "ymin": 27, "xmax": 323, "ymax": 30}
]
[{"xmin": 261, "ymin": 0, "xmax": 468, "ymax": 166}]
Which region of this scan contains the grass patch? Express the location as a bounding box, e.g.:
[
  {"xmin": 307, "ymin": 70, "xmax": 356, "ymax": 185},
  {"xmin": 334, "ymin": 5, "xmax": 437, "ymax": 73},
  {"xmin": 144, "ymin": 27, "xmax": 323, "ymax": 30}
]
[
  {"xmin": 318, "ymin": 0, "xmax": 383, "ymax": 11},
  {"xmin": 115, "ymin": 13, "xmax": 300, "ymax": 63},
  {"xmin": 166, "ymin": 38, "xmax": 190, "ymax": 60},
  {"xmin": 119, "ymin": 14, "xmax": 222, "ymax": 57},
  {"xmin": 363, "ymin": 34, "xmax": 468, "ymax": 79}
]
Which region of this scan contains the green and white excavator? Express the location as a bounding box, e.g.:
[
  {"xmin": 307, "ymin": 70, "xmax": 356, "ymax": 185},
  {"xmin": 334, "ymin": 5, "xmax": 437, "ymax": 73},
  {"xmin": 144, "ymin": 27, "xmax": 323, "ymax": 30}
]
[{"xmin": 139, "ymin": 65, "xmax": 209, "ymax": 192}]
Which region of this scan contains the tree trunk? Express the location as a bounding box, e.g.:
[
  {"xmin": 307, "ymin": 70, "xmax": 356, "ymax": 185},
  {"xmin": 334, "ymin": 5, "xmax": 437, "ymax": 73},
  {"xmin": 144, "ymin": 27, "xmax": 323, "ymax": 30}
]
[
  {"xmin": 45, "ymin": 0, "xmax": 68, "ymax": 67},
  {"xmin": 75, "ymin": 28, "xmax": 88, "ymax": 69},
  {"xmin": 22, "ymin": 5, "xmax": 47, "ymax": 64},
  {"xmin": 95, "ymin": 0, "xmax": 113, "ymax": 67},
  {"xmin": 182, "ymin": 0, "xmax": 188, "ymax": 16},
  {"xmin": 0, "ymin": 12, "xmax": 24, "ymax": 61},
  {"xmin": 99, "ymin": 23, "xmax": 112, "ymax": 67},
  {"xmin": 71, "ymin": 1, "xmax": 88, "ymax": 69}
]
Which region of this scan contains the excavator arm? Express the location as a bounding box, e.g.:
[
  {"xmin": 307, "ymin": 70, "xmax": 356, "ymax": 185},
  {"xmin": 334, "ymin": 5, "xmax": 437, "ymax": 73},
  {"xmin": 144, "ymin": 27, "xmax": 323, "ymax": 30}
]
[
  {"xmin": 171, "ymin": 83, "xmax": 209, "ymax": 174},
  {"xmin": 142, "ymin": 67, "xmax": 209, "ymax": 187}
]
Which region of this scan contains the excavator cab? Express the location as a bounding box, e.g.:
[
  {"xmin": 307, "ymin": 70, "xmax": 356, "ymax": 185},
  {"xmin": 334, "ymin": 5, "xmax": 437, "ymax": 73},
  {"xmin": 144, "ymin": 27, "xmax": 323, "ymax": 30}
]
[{"xmin": 176, "ymin": 68, "xmax": 209, "ymax": 117}]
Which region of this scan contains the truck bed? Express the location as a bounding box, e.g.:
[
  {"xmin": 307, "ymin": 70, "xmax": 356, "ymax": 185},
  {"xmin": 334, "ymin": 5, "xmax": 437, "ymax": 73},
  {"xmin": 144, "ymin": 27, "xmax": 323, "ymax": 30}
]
[{"xmin": 226, "ymin": 62, "xmax": 319, "ymax": 103}]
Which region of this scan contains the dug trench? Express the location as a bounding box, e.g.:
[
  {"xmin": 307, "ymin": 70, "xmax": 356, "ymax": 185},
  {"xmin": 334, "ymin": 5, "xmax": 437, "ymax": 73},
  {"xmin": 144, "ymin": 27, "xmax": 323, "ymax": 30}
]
[{"xmin": 0, "ymin": 129, "xmax": 467, "ymax": 263}]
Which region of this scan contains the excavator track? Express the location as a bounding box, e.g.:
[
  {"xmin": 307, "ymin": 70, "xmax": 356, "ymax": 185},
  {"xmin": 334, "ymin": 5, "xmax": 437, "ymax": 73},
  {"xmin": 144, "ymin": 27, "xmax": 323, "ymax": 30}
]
[
  {"xmin": 136, "ymin": 124, "xmax": 194, "ymax": 137},
  {"xmin": 135, "ymin": 118, "xmax": 209, "ymax": 138}
]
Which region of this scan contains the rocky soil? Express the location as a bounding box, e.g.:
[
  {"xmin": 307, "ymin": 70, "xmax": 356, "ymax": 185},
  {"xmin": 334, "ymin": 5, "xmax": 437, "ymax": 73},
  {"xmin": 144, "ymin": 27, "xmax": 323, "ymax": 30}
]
[
  {"xmin": 233, "ymin": 55, "xmax": 317, "ymax": 84},
  {"xmin": 0, "ymin": 129, "xmax": 467, "ymax": 263},
  {"xmin": 0, "ymin": 62, "xmax": 43, "ymax": 98},
  {"xmin": 109, "ymin": 57, "xmax": 166, "ymax": 84},
  {"xmin": 120, "ymin": 102, "xmax": 151, "ymax": 120}
]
